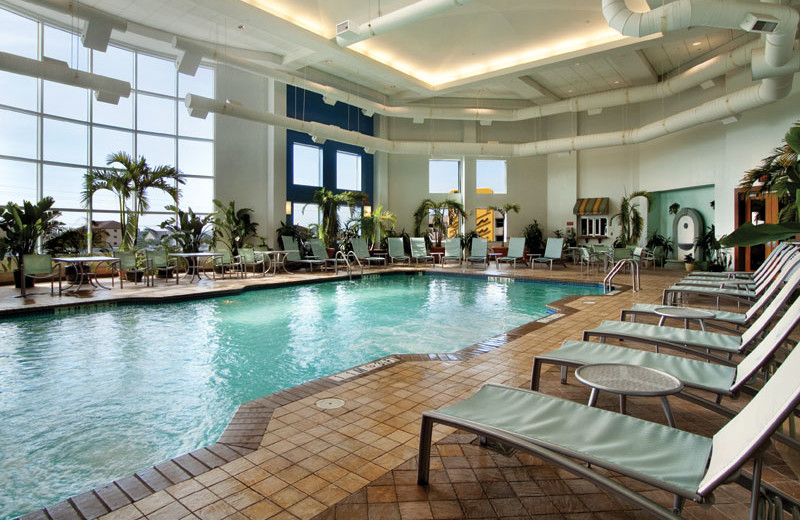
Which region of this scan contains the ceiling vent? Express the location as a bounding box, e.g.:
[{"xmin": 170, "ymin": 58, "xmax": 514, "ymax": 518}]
[
  {"xmin": 740, "ymin": 13, "xmax": 780, "ymax": 33},
  {"xmin": 336, "ymin": 20, "xmax": 360, "ymax": 42}
]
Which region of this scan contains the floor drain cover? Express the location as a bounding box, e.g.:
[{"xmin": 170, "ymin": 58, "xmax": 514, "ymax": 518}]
[{"xmin": 316, "ymin": 398, "xmax": 345, "ymax": 410}]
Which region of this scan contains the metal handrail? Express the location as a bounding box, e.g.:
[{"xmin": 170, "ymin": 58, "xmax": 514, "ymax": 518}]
[{"xmin": 603, "ymin": 258, "xmax": 640, "ymax": 293}]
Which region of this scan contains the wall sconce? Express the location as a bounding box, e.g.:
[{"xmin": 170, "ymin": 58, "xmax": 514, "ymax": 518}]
[
  {"xmin": 285, "ymin": 201, "xmax": 292, "ymax": 215},
  {"xmin": 363, "ymin": 205, "xmax": 372, "ymax": 217}
]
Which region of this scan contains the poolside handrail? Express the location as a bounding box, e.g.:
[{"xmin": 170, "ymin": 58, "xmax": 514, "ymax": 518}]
[{"xmin": 603, "ymin": 258, "xmax": 639, "ymax": 293}]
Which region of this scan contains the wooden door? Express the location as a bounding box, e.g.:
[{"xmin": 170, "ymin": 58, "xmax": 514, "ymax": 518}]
[{"xmin": 734, "ymin": 190, "xmax": 779, "ymax": 271}]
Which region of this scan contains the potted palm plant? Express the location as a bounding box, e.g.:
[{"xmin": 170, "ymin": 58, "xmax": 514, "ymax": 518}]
[
  {"xmin": 309, "ymin": 188, "xmax": 368, "ymax": 249},
  {"xmin": 0, "ymin": 197, "xmax": 62, "ymax": 288},
  {"xmin": 412, "ymin": 198, "xmax": 467, "ymax": 247},
  {"xmin": 83, "ymin": 151, "xmax": 183, "ymax": 252}
]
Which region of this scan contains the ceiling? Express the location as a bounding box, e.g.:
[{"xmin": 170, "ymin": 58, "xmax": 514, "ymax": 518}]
[{"xmin": 1, "ymin": 0, "xmax": 788, "ymax": 110}]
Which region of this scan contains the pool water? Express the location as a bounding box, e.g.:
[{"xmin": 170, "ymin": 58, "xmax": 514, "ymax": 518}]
[{"xmin": 0, "ymin": 274, "xmax": 602, "ymax": 519}]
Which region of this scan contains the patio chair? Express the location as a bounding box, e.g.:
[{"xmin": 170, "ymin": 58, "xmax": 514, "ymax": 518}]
[
  {"xmin": 145, "ymin": 249, "xmax": 178, "ymax": 284},
  {"xmin": 497, "ymin": 237, "xmax": 525, "ymax": 268},
  {"xmin": 465, "ymin": 237, "xmax": 487, "ymax": 268},
  {"xmin": 582, "ymin": 266, "xmax": 800, "ymax": 363},
  {"xmin": 410, "ymin": 237, "xmax": 434, "ymax": 265},
  {"xmin": 237, "ymin": 248, "xmax": 267, "ymax": 277},
  {"xmin": 387, "ymin": 237, "xmax": 409, "ymax": 265},
  {"xmin": 442, "ymin": 238, "xmax": 461, "ymax": 266},
  {"xmin": 115, "ymin": 250, "xmax": 148, "ymax": 288},
  {"xmin": 351, "ymin": 237, "xmax": 386, "ymax": 267},
  {"xmin": 21, "ymin": 253, "xmax": 62, "ymax": 296},
  {"xmin": 213, "ymin": 248, "xmax": 243, "ymax": 279},
  {"xmin": 309, "ymin": 238, "xmax": 346, "ymax": 271},
  {"xmin": 532, "ymin": 293, "xmax": 800, "ymax": 444},
  {"xmin": 577, "ymin": 246, "xmax": 601, "ymax": 273},
  {"xmin": 532, "ymin": 237, "xmax": 566, "ymax": 269},
  {"xmin": 281, "ymin": 236, "xmax": 326, "ymax": 271},
  {"xmin": 419, "ymin": 340, "xmax": 800, "ymax": 519}
]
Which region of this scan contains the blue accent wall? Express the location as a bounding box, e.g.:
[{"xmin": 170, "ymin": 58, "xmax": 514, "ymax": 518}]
[{"xmin": 285, "ymin": 86, "xmax": 374, "ymax": 220}]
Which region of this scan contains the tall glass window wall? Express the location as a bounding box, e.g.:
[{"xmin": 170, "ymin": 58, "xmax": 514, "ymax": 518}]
[{"xmin": 0, "ymin": 7, "xmax": 214, "ymax": 235}]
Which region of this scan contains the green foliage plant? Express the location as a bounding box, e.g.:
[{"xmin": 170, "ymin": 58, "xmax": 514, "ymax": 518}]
[
  {"xmin": 522, "ymin": 220, "xmax": 545, "ymax": 254},
  {"xmin": 360, "ymin": 205, "xmax": 397, "ymax": 248},
  {"xmin": 722, "ymin": 123, "xmax": 800, "ymax": 247},
  {"xmin": 309, "ymin": 189, "xmax": 369, "ymax": 247},
  {"xmin": 488, "ymin": 203, "xmax": 521, "ymax": 242},
  {"xmin": 0, "ymin": 197, "xmax": 62, "ymax": 273},
  {"xmin": 83, "ymin": 152, "xmax": 183, "ymax": 251},
  {"xmin": 610, "ymin": 190, "xmax": 654, "ymax": 246},
  {"xmin": 160, "ymin": 205, "xmax": 213, "ymax": 253},
  {"xmin": 646, "ymin": 231, "xmax": 674, "ymax": 256},
  {"xmin": 212, "ymin": 199, "xmax": 258, "ymax": 256},
  {"xmin": 412, "ymin": 198, "xmax": 467, "ymax": 246}
]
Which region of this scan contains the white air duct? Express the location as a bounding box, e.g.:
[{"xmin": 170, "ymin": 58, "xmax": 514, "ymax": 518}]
[
  {"xmin": 19, "ymin": 0, "xmax": 128, "ymax": 51},
  {"xmin": 185, "ymin": 79, "xmax": 792, "ymax": 157},
  {"xmin": 336, "ymin": 0, "xmax": 473, "ymax": 46},
  {"xmin": 0, "ymin": 51, "xmax": 131, "ymax": 104}
]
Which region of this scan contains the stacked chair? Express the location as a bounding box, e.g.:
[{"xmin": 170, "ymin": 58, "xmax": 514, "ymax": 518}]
[{"xmin": 418, "ymin": 241, "xmax": 800, "ymax": 519}]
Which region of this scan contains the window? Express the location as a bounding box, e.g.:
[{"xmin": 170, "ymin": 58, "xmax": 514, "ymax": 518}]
[
  {"xmin": 580, "ymin": 216, "xmax": 608, "ymax": 237},
  {"xmin": 476, "ymin": 159, "xmax": 507, "ymax": 194},
  {"xmin": 429, "ymin": 159, "xmax": 459, "ymax": 193},
  {"xmin": 336, "ymin": 151, "xmax": 361, "ymax": 190},
  {"xmin": 338, "ymin": 204, "xmax": 360, "ymax": 230},
  {"xmin": 293, "ymin": 202, "xmax": 320, "ymax": 229},
  {"xmin": 293, "ymin": 143, "xmax": 323, "ymax": 187},
  {"xmin": 0, "ymin": 6, "xmax": 215, "ymax": 235}
]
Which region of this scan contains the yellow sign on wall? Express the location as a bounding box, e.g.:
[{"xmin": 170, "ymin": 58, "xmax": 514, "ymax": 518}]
[{"xmin": 475, "ymin": 208, "xmax": 494, "ymax": 241}]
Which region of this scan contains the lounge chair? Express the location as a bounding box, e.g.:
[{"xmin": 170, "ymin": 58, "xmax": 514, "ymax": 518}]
[
  {"xmin": 410, "ymin": 237, "xmax": 434, "ymax": 265},
  {"xmin": 387, "ymin": 237, "xmax": 409, "ymax": 265},
  {"xmin": 620, "ymin": 259, "xmax": 800, "ymax": 333},
  {"xmin": 663, "ymin": 248, "xmax": 799, "ymax": 306},
  {"xmin": 281, "ymin": 236, "xmax": 325, "ymax": 271},
  {"xmin": 309, "ymin": 238, "xmax": 346, "ymax": 271},
  {"xmin": 419, "ymin": 341, "xmax": 800, "ymax": 519},
  {"xmin": 532, "ymin": 237, "xmax": 566, "ymax": 269},
  {"xmin": 582, "ymin": 266, "xmax": 800, "ymax": 363},
  {"xmin": 675, "ymin": 245, "xmax": 798, "ymax": 289},
  {"xmin": 684, "ymin": 242, "xmax": 794, "ymax": 280},
  {"xmin": 21, "ymin": 253, "xmax": 62, "ymax": 296},
  {"xmin": 351, "ymin": 237, "xmax": 386, "ymax": 267},
  {"xmin": 441, "ymin": 238, "xmax": 461, "ymax": 266},
  {"xmin": 465, "ymin": 237, "xmax": 487, "ymax": 268},
  {"xmin": 497, "ymin": 237, "xmax": 525, "ymax": 268},
  {"xmin": 532, "ymin": 293, "xmax": 800, "ymax": 433}
]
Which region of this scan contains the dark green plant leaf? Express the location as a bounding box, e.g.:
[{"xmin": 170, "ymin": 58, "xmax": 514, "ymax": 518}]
[{"xmin": 720, "ymin": 222, "xmax": 800, "ymax": 247}]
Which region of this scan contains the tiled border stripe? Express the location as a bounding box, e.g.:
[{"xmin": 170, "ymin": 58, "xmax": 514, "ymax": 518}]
[{"xmin": 16, "ymin": 277, "xmax": 623, "ymax": 520}]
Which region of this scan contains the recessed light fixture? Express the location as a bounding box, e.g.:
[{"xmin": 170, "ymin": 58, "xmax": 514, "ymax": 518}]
[
  {"xmin": 237, "ymin": 24, "xmax": 245, "ymax": 30},
  {"xmin": 567, "ymin": 89, "xmax": 574, "ymax": 93},
  {"xmin": 692, "ymin": 41, "xmax": 702, "ymax": 46},
  {"xmin": 613, "ymin": 80, "xmax": 620, "ymax": 84}
]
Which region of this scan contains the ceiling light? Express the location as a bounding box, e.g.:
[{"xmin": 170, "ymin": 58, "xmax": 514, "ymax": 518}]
[
  {"xmin": 700, "ymin": 80, "xmax": 715, "ymax": 90},
  {"xmin": 692, "ymin": 41, "xmax": 702, "ymax": 46},
  {"xmin": 413, "ymin": 117, "xmax": 425, "ymax": 124},
  {"xmin": 721, "ymin": 115, "xmax": 739, "ymax": 125},
  {"xmin": 587, "ymin": 108, "xmax": 603, "ymax": 116},
  {"xmin": 237, "ymin": 24, "xmax": 246, "ymax": 30}
]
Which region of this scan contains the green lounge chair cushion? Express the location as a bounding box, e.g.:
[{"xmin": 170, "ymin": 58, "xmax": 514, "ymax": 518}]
[
  {"xmin": 432, "ymin": 384, "xmax": 711, "ymax": 494},
  {"xmin": 548, "ymin": 340, "xmax": 736, "ymax": 394},
  {"xmin": 629, "ymin": 303, "xmax": 748, "ymax": 326},
  {"xmin": 587, "ymin": 320, "xmax": 743, "ymax": 353}
]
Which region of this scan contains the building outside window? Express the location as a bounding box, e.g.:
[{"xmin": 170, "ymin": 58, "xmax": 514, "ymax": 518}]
[
  {"xmin": 429, "ymin": 159, "xmax": 460, "ymax": 193},
  {"xmin": 292, "ymin": 202, "xmax": 320, "ymax": 229},
  {"xmin": 336, "ymin": 150, "xmax": 361, "ymax": 190},
  {"xmin": 293, "ymin": 143, "xmax": 323, "ymax": 187},
  {"xmin": 476, "ymin": 159, "xmax": 507, "ymax": 194},
  {"xmin": 0, "ymin": 6, "xmax": 215, "ymax": 233}
]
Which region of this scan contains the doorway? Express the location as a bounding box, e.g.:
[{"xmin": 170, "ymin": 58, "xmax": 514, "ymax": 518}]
[{"xmin": 734, "ymin": 190, "xmax": 779, "ymax": 271}]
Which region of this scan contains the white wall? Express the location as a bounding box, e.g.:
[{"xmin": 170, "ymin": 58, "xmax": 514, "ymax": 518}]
[{"xmin": 214, "ymin": 73, "xmax": 800, "ymax": 247}]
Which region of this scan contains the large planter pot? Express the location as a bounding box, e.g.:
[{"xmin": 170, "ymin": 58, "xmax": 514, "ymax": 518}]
[
  {"xmin": 684, "ymin": 262, "xmax": 695, "ymax": 273},
  {"xmin": 126, "ymin": 271, "xmax": 145, "ymax": 283},
  {"xmin": 13, "ymin": 269, "xmax": 34, "ymax": 289},
  {"xmin": 157, "ymin": 267, "xmax": 174, "ymax": 278},
  {"xmin": 492, "ymin": 246, "xmax": 509, "ymax": 257},
  {"xmin": 430, "ymin": 246, "xmax": 445, "ymax": 254},
  {"xmin": 326, "ymin": 248, "xmax": 336, "ymax": 258}
]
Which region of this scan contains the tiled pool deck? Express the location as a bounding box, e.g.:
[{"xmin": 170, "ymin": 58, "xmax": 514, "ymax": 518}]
[{"xmin": 3, "ymin": 262, "xmax": 799, "ymax": 520}]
